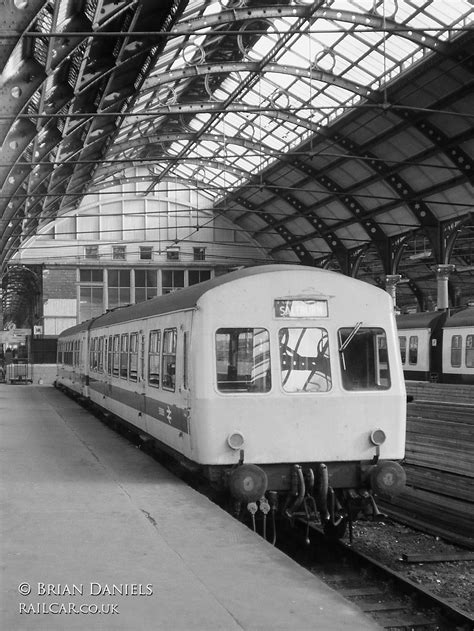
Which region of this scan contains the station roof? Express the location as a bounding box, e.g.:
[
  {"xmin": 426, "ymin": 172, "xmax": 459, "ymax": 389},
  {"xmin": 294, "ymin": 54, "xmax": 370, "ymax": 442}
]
[{"xmin": 1, "ymin": 0, "xmax": 473, "ymax": 323}]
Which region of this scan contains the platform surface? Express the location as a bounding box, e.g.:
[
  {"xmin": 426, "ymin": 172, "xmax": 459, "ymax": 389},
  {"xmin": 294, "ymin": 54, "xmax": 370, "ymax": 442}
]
[{"xmin": 0, "ymin": 385, "xmax": 380, "ymax": 630}]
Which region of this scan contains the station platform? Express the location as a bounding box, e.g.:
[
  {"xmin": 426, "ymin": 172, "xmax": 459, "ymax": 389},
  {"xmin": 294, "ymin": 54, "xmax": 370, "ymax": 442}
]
[{"xmin": 1, "ymin": 385, "xmax": 379, "ymax": 631}]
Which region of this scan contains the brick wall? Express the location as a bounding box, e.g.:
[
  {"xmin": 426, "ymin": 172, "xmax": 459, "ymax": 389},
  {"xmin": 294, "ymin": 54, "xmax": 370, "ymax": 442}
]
[{"xmin": 42, "ymin": 268, "xmax": 77, "ymax": 300}]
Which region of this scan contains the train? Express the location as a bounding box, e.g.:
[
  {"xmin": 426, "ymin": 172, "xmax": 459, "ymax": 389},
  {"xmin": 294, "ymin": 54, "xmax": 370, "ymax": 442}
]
[
  {"xmin": 396, "ymin": 306, "xmax": 474, "ymax": 384},
  {"xmin": 55, "ymin": 264, "xmax": 407, "ymax": 537}
]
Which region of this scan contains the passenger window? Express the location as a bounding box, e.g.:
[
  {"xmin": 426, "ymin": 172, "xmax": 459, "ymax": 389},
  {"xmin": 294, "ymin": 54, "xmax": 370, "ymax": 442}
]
[
  {"xmin": 107, "ymin": 336, "xmax": 113, "ymax": 375},
  {"xmin": 94, "ymin": 338, "xmax": 100, "ymax": 371},
  {"xmin": 90, "ymin": 338, "xmax": 97, "ymax": 371},
  {"xmin": 216, "ymin": 328, "xmax": 271, "ymax": 393},
  {"xmin": 162, "ymin": 329, "xmax": 177, "ymax": 391},
  {"xmin": 112, "ymin": 335, "xmax": 120, "ymax": 377},
  {"xmin": 129, "ymin": 333, "xmax": 138, "ymax": 382},
  {"xmin": 338, "ymin": 327, "xmax": 390, "ymax": 390},
  {"xmin": 98, "ymin": 337, "xmax": 104, "ymax": 373},
  {"xmin": 120, "ymin": 334, "xmax": 129, "ymax": 379},
  {"xmin": 408, "ymin": 336, "xmax": 418, "ymax": 365},
  {"xmin": 279, "ymin": 327, "xmax": 331, "ymax": 393},
  {"xmin": 148, "ymin": 330, "xmax": 161, "ymax": 387},
  {"xmin": 399, "ymin": 336, "xmax": 406, "ymax": 364},
  {"xmin": 103, "ymin": 338, "xmax": 107, "ymax": 373},
  {"xmin": 95, "ymin": 338, "xmax": 100, "ymax": 371},
  {"xmin": 466, "ymin": 335, "xmax": 474, "ymax": 368},
  {"xmin": 451, "ymin": 335, "xmax": 462, "ymax": 368}
]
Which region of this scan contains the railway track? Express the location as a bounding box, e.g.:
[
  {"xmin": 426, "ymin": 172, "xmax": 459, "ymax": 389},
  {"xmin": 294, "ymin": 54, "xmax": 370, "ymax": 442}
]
[{"xmin": 277, "ymin": 519, "xmax": 474, "ymax": 630}]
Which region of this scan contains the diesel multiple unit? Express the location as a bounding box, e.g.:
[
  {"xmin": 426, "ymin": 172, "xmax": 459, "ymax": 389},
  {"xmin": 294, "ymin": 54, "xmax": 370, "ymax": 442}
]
[{"xmin": 56, "ymin": 265, "xmax": 407, "ymax": 536}]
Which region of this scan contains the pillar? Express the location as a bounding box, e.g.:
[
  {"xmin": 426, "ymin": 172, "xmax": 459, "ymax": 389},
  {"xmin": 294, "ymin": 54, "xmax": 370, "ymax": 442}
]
[
  {"xmin": 385, "ymin": 274, "xmax": 401, "ymax": 308},
  {"xmin": 436, "ymin": 264, "xmax": 455, "ymax": 310}
]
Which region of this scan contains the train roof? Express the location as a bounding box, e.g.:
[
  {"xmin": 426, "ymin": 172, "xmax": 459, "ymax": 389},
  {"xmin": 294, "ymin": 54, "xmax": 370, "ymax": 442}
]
[
  {"xmin": 60, "ymin": 264, "xmax": 364, "ymax": 338},
  {"xmin": 444, "ymin": 306, "xmax": 474, "ymax": 328},
  {"xmin": 396, "ymin": 311, "xmax": 445, "ymax": 330},
  {"xmin": 396, "ymin": 306, "xmax": 474, "ymax": 331}
]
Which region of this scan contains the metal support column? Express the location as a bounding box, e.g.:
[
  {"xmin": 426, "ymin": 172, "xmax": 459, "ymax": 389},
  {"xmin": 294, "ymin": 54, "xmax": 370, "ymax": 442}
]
[
  {"xmin": 436, "ymin": 264, "xmax": 455, "ymax": 310},
  {"xmin": 385, "ymin": 274, "xmax": 402, "ymax": 308}
]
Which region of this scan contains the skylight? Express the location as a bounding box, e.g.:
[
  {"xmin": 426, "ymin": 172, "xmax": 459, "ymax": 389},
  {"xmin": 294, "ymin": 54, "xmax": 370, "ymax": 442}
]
[{"xmin": 112, "ymin": 0, "xmax": 473, "ymax": 203}]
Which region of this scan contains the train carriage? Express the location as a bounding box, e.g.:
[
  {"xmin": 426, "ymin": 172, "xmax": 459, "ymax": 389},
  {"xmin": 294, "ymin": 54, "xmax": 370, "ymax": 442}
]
[
  {"xmin": 441, "ymin": 308, "xmax": 474, "ymax": 384},
  {"xmin": 396, "ymin": 311, "xmax": 445, "ymax": 381},
  {"xmin": 57, "ymin": 265, "xmax": 407, "ymax": 535},
  {"xmin": 396, "ymin": 307, "xmax": 474, "ymax": 384}
]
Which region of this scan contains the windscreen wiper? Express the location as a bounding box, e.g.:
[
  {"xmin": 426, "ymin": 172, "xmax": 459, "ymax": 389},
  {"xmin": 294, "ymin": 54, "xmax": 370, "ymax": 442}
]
[{"xmin": 339, "ymin": 321, "xmax": 363, "ymax": 352}]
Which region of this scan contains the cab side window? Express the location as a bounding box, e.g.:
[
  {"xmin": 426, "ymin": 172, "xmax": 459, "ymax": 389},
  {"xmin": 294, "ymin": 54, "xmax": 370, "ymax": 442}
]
[
  {"xmin": 338, "ymin": 327, "xmax": 390, "ymax": 391},
  {"xmin": 216, "ymin": 328, "xmax": 271, "ymax": 393}
]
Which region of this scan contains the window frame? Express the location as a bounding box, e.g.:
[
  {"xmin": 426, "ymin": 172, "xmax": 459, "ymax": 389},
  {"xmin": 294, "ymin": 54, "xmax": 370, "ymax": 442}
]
[
  {"xmin": 107, "ymin": 335, "xmax": 113, "ymax": 375},
  {"xmin": 399, "ymin": 335, "xmax": 407, "ymax": 364},
  {"xmin": 112, "ymin": 245, "xmax": 126, "ymax": 260},
  {"xmin": 338, "ymin": 326, "xmax": 391, "ymax": 391},
  {"xmin": 84, "ymin": 245, "xmax": 99, "ymax": 259},
  {"xmin": 466, "ymin": 335, "xmax": 474, "ymax": 369},
  {"xmin": 451, "ymin": 334, "xmax": 463, "ymax": 368},
  {"xmin": 148, "ymin": 329, "xmax": 161, "ymax": 388},
  {"xmin": 408, "ymin": 335, "xmax": 418, "ymax": 365},
  {"xmin": 215, "ymin": 327, "xmax": 272, "ymax": 394},
  {"xmin": 162, "ymin": 328, "xmax": 177, "ymax": 391},
  {"xmin": 112, "ymin": 334, "xmax": 120, "ymax": 377},
  {"xmin": 193, "ymin": 247, "xmax": 206, "ymax": 261},
  {"xmin": 120, "ymin": 333, "xmax": 129, "ymax": 379},
  {"xmin": 129, "ymin": 332, "xmax": 138, "ymax": 382},
  {"xmin": 139, "ymin": 246, "xmax": 153, "ymax": 260},
  {"xmin": 279, "ymin": 326, "xmax": 331, "ymax": 393}
]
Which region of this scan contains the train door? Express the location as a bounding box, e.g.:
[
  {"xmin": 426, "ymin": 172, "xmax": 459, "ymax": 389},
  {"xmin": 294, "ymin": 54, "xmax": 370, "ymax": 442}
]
[
  {"xmin": 179, "ymin": 312, "xmax": 195, "ymax": 456},
  {"xmin": 181, "ymin": 329, "xmax": 192, "ymax": 450},
  {"xmin": 429, "ymin": 312, "xmax": 448, "ymax": 381},
  {"xmin": 81, "ymin": 331, "xmax": 89, "ymax": 396},
  {"xmin": 137, "ymin": 330, "xmax": 146, "ymax": 417},
  {"xmin": 121, "ymin": 329, "xmax": 146, "ymax": 432}
]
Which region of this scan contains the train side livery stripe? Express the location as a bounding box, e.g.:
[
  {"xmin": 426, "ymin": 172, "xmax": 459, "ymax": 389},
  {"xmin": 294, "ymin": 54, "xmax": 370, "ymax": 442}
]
[{"xmin": 89, "ymin": 378, "xmax": 189, "ymax": 434}]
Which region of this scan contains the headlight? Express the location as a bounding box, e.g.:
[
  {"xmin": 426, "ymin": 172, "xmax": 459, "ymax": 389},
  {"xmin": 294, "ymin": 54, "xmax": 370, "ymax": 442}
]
[
  {"xmin": 370, "ymin": 428, "xmax": 386, "ymax": 446},
  {"xmin": 227, "ymin": 431, "xmax": 245, "ymax": 450}
]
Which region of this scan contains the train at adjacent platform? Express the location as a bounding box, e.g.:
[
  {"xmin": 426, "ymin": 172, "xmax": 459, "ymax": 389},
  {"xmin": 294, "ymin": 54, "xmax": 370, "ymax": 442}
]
[
  {"xmin": 396, "ymin": 307, "xmax": 474, "ymax": 384},
  {"xmin": 56, "ymin": 265, "xmax": 407, "ymax": 537}
]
